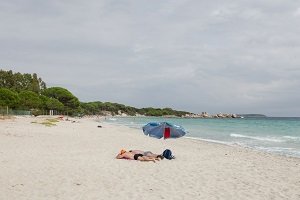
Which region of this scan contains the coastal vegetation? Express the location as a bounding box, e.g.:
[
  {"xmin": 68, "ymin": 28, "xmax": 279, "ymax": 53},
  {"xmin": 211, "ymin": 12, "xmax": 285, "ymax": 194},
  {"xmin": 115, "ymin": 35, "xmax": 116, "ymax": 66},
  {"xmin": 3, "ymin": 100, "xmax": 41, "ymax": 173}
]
[
  {"xmin": 31, "ymin": 118, "xmax": 59, "ymax": 127},
  {"xmin": 0, "ymin": 70, "xmax": 191, "ymax": 117}
]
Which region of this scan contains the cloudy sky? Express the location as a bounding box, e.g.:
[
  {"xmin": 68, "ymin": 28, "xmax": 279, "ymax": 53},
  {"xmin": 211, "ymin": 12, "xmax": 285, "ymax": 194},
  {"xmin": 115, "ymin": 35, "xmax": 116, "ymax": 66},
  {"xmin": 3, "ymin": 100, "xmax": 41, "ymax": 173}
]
[{"xmin": 1, "ymin": 0, "xmax": 300, "ymax": 116}]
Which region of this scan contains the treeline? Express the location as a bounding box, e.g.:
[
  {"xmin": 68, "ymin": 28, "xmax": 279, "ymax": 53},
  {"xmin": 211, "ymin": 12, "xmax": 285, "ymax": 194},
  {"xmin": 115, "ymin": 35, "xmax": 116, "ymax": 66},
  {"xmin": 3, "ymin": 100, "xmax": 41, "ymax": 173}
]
[
  {"xmin": 81, "ymin": 101, "xmax": 190, "ymax": 117},
  {"xmin": 0, "ymin": 70, "xmax": 79, "ymax": 115},
  {"xmin": 0, "ymin": 70, "xmax": 46, "ymax": 93},
  {"xmin": 0, "ymin": 70, "xmax": 191, "ymax": 117}
]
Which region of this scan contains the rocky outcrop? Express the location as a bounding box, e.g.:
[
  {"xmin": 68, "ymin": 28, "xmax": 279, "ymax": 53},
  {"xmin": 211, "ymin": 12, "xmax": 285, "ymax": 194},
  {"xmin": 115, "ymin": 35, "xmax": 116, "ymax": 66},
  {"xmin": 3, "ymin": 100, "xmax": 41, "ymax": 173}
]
[{"xmin": 183, "ymin": 112, "xmax": 240, "ymax": 118}]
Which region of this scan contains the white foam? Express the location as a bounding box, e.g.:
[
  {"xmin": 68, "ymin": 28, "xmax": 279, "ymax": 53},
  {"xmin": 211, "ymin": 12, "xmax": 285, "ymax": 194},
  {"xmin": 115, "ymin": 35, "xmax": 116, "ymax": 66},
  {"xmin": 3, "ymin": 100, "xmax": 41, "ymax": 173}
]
[
  {"xmin": 186, "ymin": 136, "xmax": 300, "ymax": 158},
  {"xmin": 185, "ymin": 136, "xmax": 233, "ymax": 146},
  {"xmin": 283, "ymin": 135, "xmax": 300, "ymax": 141},
  {"xmin": 255, "ymin": 146, "xmax": 300, "ymax": 157},
  {"xmin": 230, "ymin": 133, "xmax": 284, "ymax": 143}
]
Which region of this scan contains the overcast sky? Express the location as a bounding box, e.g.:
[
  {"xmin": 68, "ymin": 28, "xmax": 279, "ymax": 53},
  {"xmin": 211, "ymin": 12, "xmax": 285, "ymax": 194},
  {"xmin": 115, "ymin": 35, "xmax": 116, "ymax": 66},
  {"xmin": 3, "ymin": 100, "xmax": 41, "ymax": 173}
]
[{"xmin": 1, "ymin": 0, "xmax": 300, "ymax": 116}]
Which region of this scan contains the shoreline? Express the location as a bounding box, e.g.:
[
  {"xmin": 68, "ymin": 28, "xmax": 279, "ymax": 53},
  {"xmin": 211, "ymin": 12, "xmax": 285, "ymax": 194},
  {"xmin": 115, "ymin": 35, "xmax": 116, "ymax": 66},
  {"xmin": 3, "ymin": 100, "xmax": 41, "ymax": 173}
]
[
  {"xmin": 106, "ymin": 120, "xmax": 300, "ymax": 160},
  {"xmin": 103, "ymin": 117, "xmax": 300, "ymax": 159},
  {"xmin": 184, "ymin": 136, "xmax": 300, "ymax": 160},
  {"xmin": 1, "ymin": 116, "xmax": 300, "ymax": 199}
]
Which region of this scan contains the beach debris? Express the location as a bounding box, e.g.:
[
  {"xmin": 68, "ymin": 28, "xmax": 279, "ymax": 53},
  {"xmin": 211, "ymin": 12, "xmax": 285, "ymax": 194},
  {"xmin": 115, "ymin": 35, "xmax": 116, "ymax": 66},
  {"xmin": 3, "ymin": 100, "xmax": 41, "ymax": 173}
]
[{"xmin": 11, "ymin": 184, "xmax": 24, "ymax": 187}]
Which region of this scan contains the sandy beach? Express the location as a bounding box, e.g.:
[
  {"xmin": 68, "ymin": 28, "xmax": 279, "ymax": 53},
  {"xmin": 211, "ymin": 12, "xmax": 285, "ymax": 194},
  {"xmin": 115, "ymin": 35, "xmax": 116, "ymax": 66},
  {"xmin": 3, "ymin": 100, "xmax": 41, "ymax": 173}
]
[{"xmin": 0, "ymin": 116, "xmax": 299, "ymax": 200}]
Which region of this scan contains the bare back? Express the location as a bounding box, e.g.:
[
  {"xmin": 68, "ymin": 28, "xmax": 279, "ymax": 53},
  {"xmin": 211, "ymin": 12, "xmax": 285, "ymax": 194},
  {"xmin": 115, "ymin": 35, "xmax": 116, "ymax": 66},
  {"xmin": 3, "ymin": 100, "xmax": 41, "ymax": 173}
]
[{"xmin": 116, "ymin": 152, "xmax": 135, "ymax": 160}]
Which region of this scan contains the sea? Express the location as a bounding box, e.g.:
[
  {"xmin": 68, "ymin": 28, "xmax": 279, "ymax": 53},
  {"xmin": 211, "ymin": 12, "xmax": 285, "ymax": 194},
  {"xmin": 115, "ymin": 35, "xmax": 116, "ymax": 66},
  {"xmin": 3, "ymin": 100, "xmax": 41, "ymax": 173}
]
[{"xmin": 103, "ymin": 116, "xmax": 300, "ymax": 158}]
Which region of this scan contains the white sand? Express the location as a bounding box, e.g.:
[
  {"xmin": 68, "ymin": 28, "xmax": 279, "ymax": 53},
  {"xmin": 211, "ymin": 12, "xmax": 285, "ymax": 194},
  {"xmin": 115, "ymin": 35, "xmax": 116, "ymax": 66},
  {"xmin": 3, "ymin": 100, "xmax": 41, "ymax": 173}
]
[{"xmin": 0, "ymin": 116, "xmax": 299, "ymax": 200}]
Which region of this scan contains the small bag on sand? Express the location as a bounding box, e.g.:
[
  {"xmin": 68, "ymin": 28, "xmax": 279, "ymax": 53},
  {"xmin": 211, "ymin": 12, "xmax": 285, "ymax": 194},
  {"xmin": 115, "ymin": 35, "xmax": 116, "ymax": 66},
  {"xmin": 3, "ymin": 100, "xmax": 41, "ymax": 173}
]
[{"xmin": 162, "ymin": 149, "xmax": 175, "ymax": 160}]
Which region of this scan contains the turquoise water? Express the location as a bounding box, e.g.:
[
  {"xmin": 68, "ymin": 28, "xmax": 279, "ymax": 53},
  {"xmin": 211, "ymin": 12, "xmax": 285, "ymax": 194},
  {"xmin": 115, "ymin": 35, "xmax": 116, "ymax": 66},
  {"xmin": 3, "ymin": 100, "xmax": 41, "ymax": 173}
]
[{"xmin": 104, "ymin": 116, "xmax": 300, "ymax": 158}]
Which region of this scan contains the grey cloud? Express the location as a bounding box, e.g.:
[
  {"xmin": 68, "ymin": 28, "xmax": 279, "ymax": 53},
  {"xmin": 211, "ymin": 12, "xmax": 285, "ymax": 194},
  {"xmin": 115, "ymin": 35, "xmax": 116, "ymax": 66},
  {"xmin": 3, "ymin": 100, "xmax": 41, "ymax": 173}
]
[{"xmin": 1, "ymin": 0, "xmax": 300, "ymax": 116}]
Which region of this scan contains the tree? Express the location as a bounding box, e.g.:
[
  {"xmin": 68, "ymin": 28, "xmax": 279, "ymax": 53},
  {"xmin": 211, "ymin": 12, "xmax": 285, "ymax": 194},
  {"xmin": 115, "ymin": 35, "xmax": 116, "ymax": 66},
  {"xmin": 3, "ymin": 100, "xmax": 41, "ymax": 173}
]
[
  {"xmin": 0, "ymin": 70, "xmax": 7, "ymax": 87},
  {"xmin": 0, "ymin": 70, "xmax": 46, "ymax": 94},
  {"xmin": 0, "ymin": 88, "xmax": 19, "ymax": 108},
  {"xmin": 39, "ymin": 78, "xmax": 46, "ymax": 91},
  {"xmin": 31, "ymin": 73, "xmax": 40, "ymax": 94},
  {"xmin": 42, "ymin": 87, "xmax": 80, "ymax": 115},
  {"xmin": 18, "ymin": 90, "xmax": 41, "ymax": 109},
  {"xmin": 80, "ymin": 102, "xmax": 101, "ymax": 115},
  {"xmin": 0, "ymin": 70, "xmax": 14, "ymax": 88},
  {"xmin": 39, "ymin": 95, "xmax": 64, "ymax": 111},
  {"xmin": 12, "ymin": 72, "xmax": 24, "ymax": 92}
]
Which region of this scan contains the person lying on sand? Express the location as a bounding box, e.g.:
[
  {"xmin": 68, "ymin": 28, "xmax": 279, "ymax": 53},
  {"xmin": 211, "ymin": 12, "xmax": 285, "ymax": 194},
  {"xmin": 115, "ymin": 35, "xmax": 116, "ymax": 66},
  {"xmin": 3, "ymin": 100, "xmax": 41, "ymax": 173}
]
[
  {"xmin": 128, "ymin": 149, "xmax": 164, "ymax": 160},
  {"xmin": 115, "ymin": 149, "xmax": 159, "ymax": 162}
]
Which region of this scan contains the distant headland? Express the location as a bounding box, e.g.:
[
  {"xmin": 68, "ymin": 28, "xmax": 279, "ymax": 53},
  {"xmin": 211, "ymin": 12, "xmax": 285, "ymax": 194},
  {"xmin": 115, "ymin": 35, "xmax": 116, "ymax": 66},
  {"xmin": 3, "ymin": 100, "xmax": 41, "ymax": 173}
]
[
  {"xmin": 183, "ymin": 112, "xmax": 240, "ymax": 118},
  {"xmin": 171, "ymin": 112, "xmax": 266, "ymax": 119}
]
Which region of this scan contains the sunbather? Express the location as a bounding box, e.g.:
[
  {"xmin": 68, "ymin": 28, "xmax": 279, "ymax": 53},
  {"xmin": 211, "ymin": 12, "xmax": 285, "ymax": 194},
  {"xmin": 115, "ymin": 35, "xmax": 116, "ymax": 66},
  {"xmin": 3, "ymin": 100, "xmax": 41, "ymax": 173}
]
[
  {"xmin": 115, "ymin": 149, "xmax": 159, "ymax": 162},
  {"xmin": 129, "ymin": 149, "xmax": 164, "ymax": 160}
]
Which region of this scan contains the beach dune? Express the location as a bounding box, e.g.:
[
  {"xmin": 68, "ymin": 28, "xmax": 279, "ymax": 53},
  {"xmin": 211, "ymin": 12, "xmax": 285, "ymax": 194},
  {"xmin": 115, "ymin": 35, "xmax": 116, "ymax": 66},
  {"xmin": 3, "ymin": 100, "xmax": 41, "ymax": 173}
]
[{"xmin": 0, "ymin": 116, "xmax": 299, "ymax": 200}]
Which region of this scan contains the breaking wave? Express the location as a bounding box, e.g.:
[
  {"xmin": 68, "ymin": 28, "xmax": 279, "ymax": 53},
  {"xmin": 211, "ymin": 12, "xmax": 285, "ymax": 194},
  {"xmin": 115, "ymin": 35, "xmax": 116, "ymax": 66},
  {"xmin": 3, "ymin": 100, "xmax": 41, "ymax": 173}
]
[{"xmin": 230, "ymin": 133, "xmax": 284, "ymax": 143}]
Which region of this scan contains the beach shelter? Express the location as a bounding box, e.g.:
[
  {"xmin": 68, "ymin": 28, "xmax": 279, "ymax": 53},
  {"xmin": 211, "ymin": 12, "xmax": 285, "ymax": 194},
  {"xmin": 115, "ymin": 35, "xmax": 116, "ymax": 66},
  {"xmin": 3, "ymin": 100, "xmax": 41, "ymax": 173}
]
[{"xmin": 142, "ymin": 122, "xmax": 187, "ymax": 139}]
